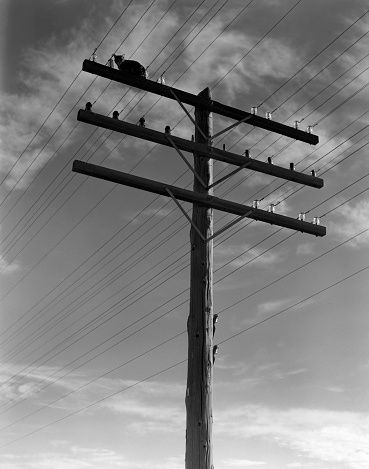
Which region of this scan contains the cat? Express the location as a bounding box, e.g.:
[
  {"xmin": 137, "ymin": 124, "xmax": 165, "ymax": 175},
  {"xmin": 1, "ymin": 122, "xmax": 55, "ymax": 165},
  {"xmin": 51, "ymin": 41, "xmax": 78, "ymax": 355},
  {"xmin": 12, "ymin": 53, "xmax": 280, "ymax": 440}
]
[{"xmin": 113, "ymin": 54, "xmax": 148, "ymax": 78}]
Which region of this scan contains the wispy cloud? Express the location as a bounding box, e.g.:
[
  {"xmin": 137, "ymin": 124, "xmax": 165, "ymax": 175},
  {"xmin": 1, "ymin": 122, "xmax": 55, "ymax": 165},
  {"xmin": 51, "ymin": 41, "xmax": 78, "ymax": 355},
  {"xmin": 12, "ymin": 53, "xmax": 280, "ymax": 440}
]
[
  {"xmin": 221, "ymin": 458, "xmax": 266, "ymax": 467},
  {"xmin": 257, "ymin": 298, "xmax": 292, "ymax": 314},
  {"xmin": 216, "ymin": 242, "xmax": 283, "ymax": 270},
  {"xmin": 328, "ymin": 198, "xmax": 369, "ymax": 246},
  {"xmin": 216, "ymin": 404, "xmax": 369, "ymax": 468},
  {"xmin": 0, "ymin": 446, "xmax": 184, "ymax": 469},
  {"xmin": 0, "ymin": 254, "xmax": 21, "ymax": 274}
]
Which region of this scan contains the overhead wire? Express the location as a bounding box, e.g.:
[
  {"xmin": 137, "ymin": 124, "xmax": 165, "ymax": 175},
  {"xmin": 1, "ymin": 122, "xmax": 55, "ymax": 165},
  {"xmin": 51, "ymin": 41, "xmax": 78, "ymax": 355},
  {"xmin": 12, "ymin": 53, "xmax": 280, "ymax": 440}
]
[
  {"xmin": 0, "ymin": 0, "xmax": 137, "ymax": 197},
  {"xmin": 2, "ymin": 242, "xmax": 369, "ymax": 446},
  {"xmin": 0, "ymin": 0, "xmax": 177, "ymax": 236},
  {"xmin": 3, "ymin": 0, "xmax": 366, "ymax": 264},
  {"xmin": 211, "ymin": 15, "xmax": 369, "ymax": 159},
  {"xmin": 3, "ymin": 210, "xmax": 368, "ymax": 422},
  {"xmin": 0, "ymin": 0, "xmax": 227, "ymax": 258},
  {"xmin": 0, "ymin": 101, "xmax": 358, "ymax": 366},
  {"xmin": 0, "ymin": 52, "xmax": 366, "ymax": 370},
  {"xmin": 0, "ymin": 0, "xmax": 299, "ymax": 267},
  {"xmin": 0, "ymin": 0, "xmax": 165, "ymax": 238},
  {"xmin": 0, "ymin": 0, "xmax": 217, "ymax": 283},
  {"xmin": 3, "ymin": 217, "xmax": 369, "ymax": 431},
  {"xmin": 3, "ymin": 1, "xmax": 368, "ymax": 394},
  {"xmin": 2, "ymin": 156, "xmax": 367, "ymax": 401},
  {"xmin": 211, "ymin": 0, "xmax": 305, "ymax": 89},
  {"xmin": 0, "ymin": 0, "xmax": 258, "ymax": 311}
]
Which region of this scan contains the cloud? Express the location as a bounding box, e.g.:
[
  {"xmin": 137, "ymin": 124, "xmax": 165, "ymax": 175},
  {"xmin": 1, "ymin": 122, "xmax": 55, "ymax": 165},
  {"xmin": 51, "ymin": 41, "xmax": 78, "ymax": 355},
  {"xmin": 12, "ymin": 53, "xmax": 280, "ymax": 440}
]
[
  {"xmin": 216, "ymin": 242, "xmax": 283, "ymax": 270},
  {"xmin": 0, "ymin": 449, "xmax": 184, "ymax": 469},
  {"xmin": 221, "ymin": 458, "xmax": 266, "ymax": 467},
  {"xmin": 101, "ymin": 380, "xmax": 185, "ymax": 434},
  {"xmin": 180, "ymin": 13, "xmax": 298, "ymax": 102},
  {"xmin": 328, "ymin": 198, "xmax": 369, "ymax": 246},
  {"xmin": 296, "ymin": 242, "xmax": 314, "ymax": 256},
  {"xmin": 216, "ymin": 404, "xmax": 369, "ymax": 468},
  {"xmin": 257, "ymin": 298, "xmax": 292, "ymax": 314},
  {"xmin": 0, "ymin": 1, "xmax": 183, "ymax": 190},
  {"xmin": 0, "ymin": 363, "xmax": 88, "ymax": 405},
  {"xmin": 0, "ymin": 254, "xmax": 21, "ymax": 274}
]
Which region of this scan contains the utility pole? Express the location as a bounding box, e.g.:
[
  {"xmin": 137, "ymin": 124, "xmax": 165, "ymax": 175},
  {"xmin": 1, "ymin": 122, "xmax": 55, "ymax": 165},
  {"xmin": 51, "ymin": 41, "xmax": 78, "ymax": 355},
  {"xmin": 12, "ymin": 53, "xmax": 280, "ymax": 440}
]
[
  {"xmin": 73, "ymin": 59, "xmax": 326, "ymax": 469},
  {"xmin": 185, "ymin": 87, "xmax": 214, "ymax": 469}
]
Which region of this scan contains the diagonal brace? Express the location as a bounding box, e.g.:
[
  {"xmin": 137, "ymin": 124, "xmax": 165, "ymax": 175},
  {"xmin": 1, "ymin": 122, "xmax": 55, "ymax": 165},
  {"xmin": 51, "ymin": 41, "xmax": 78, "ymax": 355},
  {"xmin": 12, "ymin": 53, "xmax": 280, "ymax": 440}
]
[
  {"xmin": 208, "ymin": 157, "xmax": 252, "ymax": 190},
  {"xmin": 212, "ymin": 115, "xmax": 252, "ymax": 140},
  {"xmin": 208, "ymin": 210, "xmax": 253, "ymax": 241},
  {"xmin": 165, "ymin": 134, "xmax": 207, "ymax": 189},
  {"xmin": 165, "ymin": 187, "xmax": 206, "ymax": 241},
  {"xmin": 169, "ymin": 89, "xmax": 208, "ymax": 141},
  {"xmin": 166, "ymin": 187, "xmax": 251, "ymax": 242}
]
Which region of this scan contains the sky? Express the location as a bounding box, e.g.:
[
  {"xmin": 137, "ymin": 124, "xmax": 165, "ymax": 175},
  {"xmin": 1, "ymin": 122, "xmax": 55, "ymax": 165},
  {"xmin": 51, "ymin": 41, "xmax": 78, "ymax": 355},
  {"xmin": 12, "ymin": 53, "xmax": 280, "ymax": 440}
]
[{"xmin": 1, "ymin": 0, "xmax": 369, "ymax": 468}]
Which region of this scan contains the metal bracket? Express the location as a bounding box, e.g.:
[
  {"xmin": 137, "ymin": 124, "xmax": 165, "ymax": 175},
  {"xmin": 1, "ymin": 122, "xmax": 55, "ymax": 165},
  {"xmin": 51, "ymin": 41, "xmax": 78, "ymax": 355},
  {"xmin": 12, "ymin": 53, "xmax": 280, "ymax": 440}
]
[
  {"xmin": 169, "ymin": 89, "xmax": 208, "ymax": 141},
  {"xmin": 208, "ymin": 156, "xmax": 252, "ymax": 190},
  {"xmin": 212, "ymin": 115, "xmax": 252, "ymax": 140},
  {"xmin": 165, "ymin": 188, "xmax": 206, "ymax": 242},
  {"xmin": 165, "ymin": 134, "xmax": 207, "ymax": 189}
]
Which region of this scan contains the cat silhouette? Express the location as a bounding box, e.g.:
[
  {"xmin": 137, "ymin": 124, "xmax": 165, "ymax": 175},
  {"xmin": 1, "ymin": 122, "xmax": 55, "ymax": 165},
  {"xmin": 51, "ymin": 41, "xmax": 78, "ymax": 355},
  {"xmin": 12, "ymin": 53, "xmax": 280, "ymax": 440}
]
[{"xmin": 113, "ymin": 55, "xmax": 148, "ymax": 78}]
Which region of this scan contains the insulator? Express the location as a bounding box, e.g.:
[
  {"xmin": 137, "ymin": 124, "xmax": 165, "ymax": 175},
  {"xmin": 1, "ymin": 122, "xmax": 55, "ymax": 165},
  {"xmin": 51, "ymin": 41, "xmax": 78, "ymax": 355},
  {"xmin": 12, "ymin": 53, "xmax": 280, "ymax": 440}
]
[
  {"xmin": 307, "ymin": 125, "xmax": 313, "ymax": 133},
  {"xmin": 252, "ymin": 200, "xmax": 259, "ymax": 209},
  {"xmin": 108, "ymin": 57, "xmax": 115, "ymax": 68},
  {"xmin": 267, "ymin": 156, "xmax": 273, "ymax": 164},
  {"xmin": 91, "ymin": 51, "xmax": 97, "ymax": 62},
  {"xmin": 157, "ymin": 75, "xmax": 165, "ymax": 84},
  {"xmin": 290, "ymin": 162, "xmax": 295, "ymax": 171},
  {"xmin": 268, "ymin": 203, "xmax": 275, "ymax": 213},
  {"xmin": 139, "ymin": 116, "xmax": 145, "ymax": 127},
  {"xmin": 165, "ymin": 125, "xmax": 171, "ymax": 134},
  {"xmin": 311, "ymin": 169, "xmax": 316, "ymax": 177},
  {"xmin": 113, "ymin": 111, "xmax": 119, "ymax": 119},
  {"xmin": 191, "ymin": 134, "xmax": 194, "ymax": 141},
  {"xmin": 294, "ymin": 120, "xmax": 299, "ymax": 129},
  {"xmin": 85, "ymin": 102, "xmax": 92, "ymax": 111},
  {"xmin": 265, "ymin": 111, "xmax": 272, "ymax": 120},
  {"xmin": 244, "ymin": 149, "xmax": 249, "ymax": 157},
  {"xmin": 298, "ymin": 212, "xmax": 306, "ymax": 221},
  {"xmin": 313, "ymin": 216, "xmax": 320, "ymax": 225},
  {"xmin": 251, "ymin": 106, "xmax": 258, "ymax": 115},
  {"xmin": 222, "ymin": 144, "xmax": 226, "ymax": 151}
]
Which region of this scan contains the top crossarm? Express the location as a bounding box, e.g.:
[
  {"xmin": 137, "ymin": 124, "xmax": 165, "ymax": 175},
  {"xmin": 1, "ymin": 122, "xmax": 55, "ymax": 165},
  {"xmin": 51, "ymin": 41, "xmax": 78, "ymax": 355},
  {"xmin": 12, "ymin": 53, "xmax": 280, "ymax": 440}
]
[{"xmin": 82, "ymin": 60, "xmax": 319, "ymax": 145}]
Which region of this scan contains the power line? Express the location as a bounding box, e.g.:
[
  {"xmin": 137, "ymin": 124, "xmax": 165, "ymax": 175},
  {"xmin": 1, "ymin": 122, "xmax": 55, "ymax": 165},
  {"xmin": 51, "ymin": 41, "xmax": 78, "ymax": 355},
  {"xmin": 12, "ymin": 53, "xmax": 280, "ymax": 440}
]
[
  {"xmin": 0, "ymin": 0, "xmax": 227, "ymax": 255},
  {"xmin": 7, "ymin": 223, "xmax": 369, "ymax": 429},
  {"xmin": 2, "ymin": 249, "xmax": 369, "ymax": 447},
  {"xmin": 218, "ymin": 258, "xmax": 369, "ymax": 341},
  {"xmin": 212, "ymin": 0, "xmax": 305, "ymax": 89},
  {"xmin": 0, "ymin": 0, "xmax": 137, "ymax": 192},
  {"xmin": 2, "ymin": 163, "xmax": 365, "ymax": 397},
  {"xmin": 1, "ymin": 2, "xmax": 366, "ymax": 380},
  {"xmin": 0, "ymin": 358, "xmax": 187, "ymax": 449},
  {"xmin": 1, "ymin": 82, "xmax": 366, "ymax": 360},
  {"xmin": 0, "ymin": 0, "xmax": 259, "ymax": 309}
]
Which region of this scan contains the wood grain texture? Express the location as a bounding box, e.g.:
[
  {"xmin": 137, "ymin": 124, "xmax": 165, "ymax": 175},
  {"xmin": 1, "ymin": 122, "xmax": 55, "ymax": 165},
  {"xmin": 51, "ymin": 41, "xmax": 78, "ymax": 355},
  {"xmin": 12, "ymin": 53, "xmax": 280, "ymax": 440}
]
[{"xmin": 185, "ymin": 88, "xmax": 214, "ymax": 469}]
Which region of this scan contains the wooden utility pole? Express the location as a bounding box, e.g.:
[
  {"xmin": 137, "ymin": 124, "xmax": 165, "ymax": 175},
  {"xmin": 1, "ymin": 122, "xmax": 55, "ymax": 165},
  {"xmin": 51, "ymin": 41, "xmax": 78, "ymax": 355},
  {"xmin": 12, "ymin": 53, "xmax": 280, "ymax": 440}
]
[
  {"xmin": 185, "ymin": 88, "xmax": 214, "ymax": 469},
  {"xmin": 73, "ymin": 58, "xmax": 326, "ymax": 469}
]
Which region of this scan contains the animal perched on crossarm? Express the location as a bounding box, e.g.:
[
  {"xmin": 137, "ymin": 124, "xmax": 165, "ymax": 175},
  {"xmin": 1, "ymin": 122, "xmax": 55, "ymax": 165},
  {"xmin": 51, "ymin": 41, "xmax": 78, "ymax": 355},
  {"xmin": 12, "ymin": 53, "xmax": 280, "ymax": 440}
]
[{"xmin": 114, "ymin": 54, "xmax": 148, "ymax": 78}]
